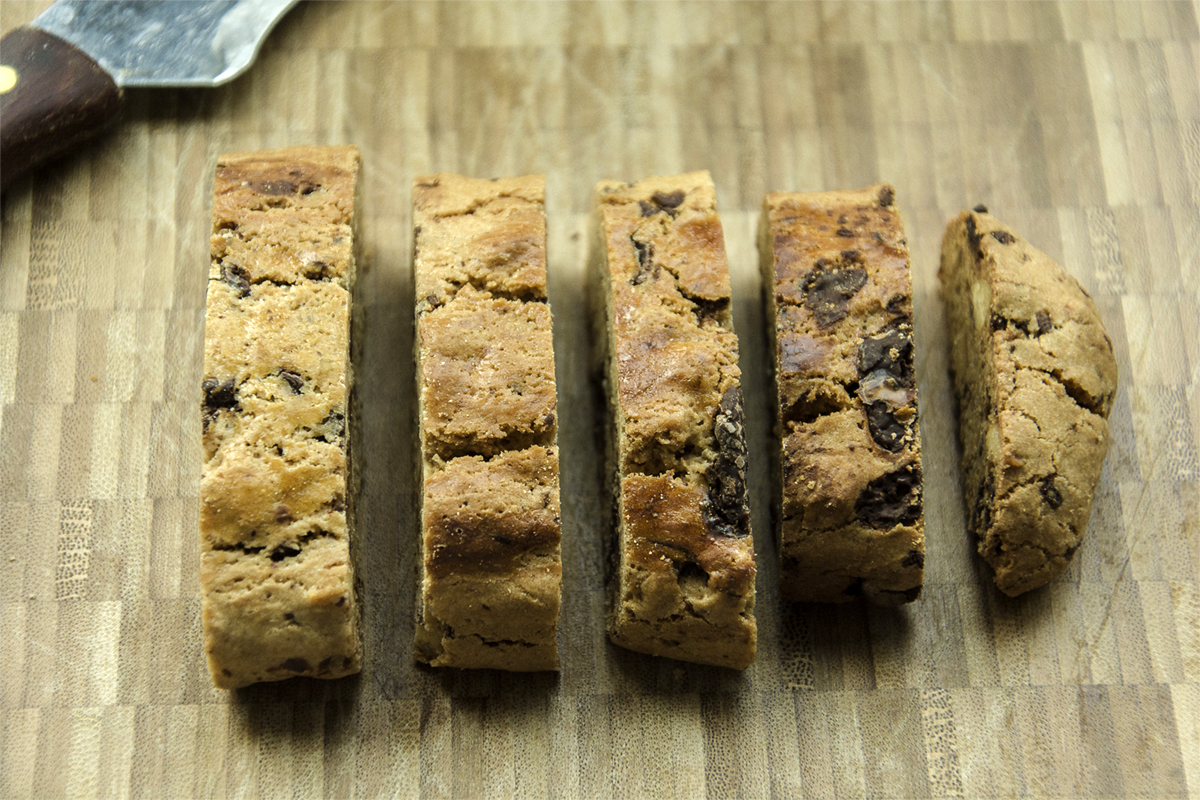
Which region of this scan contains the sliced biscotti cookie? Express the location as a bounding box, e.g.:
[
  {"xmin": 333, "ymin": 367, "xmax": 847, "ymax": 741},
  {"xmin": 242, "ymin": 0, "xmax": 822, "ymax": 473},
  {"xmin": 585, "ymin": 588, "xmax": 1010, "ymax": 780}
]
[
  {"xmin": 592, "ymin": 171, "xmax": 756, "ymax": 670},
  {"xmin": 760, "ymin": 184, "xmax": 925, "ymax": 605},
  {"xmin": 201, "ymin": 145, "xmax": 362, "ymax": 689},
  {"xmin": 940, "ymin": 207, "xmax": 1118, "ymax": 596},
  {"xmin": 412, "ymin": 173, "xmax": 561, "ymax": 671}
]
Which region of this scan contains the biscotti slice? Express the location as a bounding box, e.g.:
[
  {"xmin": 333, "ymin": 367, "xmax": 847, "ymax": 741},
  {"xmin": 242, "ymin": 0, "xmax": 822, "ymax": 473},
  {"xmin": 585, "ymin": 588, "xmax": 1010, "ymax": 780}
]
[
  {"xmin": 412, "ymin": 173, "xmax": 561, "ymax": 671},
  {"xmin": 592, "ymin": 171, "xmax": 757, "ymax": 670},
  {"xmin": 760, "ymin": 184, "xmax": 924, "ymax": 604},
  {"xmin": 940, "ymin": 207, "xmax": 1118, "ymax": 596},
  {"xmin": 200, "ymin": 145, "xmax": 362, "ymax": 689}
]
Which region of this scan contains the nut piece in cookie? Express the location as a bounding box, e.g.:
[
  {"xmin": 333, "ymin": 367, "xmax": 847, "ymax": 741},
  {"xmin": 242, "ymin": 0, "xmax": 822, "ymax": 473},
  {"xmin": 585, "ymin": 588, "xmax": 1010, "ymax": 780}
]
[
  {"xmin": 593, "ymin": 171, "xmax": 757, "ymax": 669},
  {"xmin": 939, "ymin": 208, "xmax": 1118, "ymax": 596},
  {"xmin": 760, "ymin": 183, "xmax": 925, "ymax": 605}
]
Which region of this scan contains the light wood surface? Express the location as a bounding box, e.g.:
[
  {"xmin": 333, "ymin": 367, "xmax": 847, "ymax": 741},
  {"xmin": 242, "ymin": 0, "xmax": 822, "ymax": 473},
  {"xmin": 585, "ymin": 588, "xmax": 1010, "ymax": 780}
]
[{"xmin": 1, "ymin": 2, "xmax": 1197, "ymax": 798}]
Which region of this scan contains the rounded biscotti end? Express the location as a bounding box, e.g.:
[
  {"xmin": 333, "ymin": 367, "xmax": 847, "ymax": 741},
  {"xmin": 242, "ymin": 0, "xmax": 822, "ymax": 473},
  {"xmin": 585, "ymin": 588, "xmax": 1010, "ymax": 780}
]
[{"xmin": 940, "ymin": 207, "xmax": 1118, "ymax": 597}]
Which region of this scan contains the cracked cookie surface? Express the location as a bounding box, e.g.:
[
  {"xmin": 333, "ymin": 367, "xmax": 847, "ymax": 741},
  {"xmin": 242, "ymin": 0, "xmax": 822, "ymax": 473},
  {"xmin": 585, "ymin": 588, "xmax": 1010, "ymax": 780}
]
[
  {"xmin": 201, "ymin": 145, "xmax": 362, "ymax": 689},
  {"xmin": 413, "ymin": 173, "xmax": 561, "ymax": 671},
  {"xmin": 760, "ymin": 184, "xmax": 925, "ymax": 605},
  {"xmin": 593, "ymin": 171, "xmax": 756, "ymax": 669},
  {"xmin": 940, "ymin": 208, "xmax": 1118, "ymax": 596}
]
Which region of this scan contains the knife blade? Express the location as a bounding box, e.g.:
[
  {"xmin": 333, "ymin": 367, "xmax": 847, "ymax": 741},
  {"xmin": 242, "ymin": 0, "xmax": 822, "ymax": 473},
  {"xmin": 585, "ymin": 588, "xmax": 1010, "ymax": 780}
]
[{"xmin": 0, "ymin": 0, "xmax": 297, "ymax": 192}]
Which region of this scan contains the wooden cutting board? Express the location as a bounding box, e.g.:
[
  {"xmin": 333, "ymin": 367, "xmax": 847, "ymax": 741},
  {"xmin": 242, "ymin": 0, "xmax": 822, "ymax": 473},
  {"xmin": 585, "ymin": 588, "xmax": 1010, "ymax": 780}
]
[{"xmin": 1, "ymin": 1, "xmax": 1197, "ymax": 798}]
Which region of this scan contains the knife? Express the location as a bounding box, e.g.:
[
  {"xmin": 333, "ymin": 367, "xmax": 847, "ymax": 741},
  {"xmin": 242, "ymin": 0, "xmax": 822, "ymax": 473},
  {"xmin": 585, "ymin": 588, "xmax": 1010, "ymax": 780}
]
[{"xmin": 0, "ymin": 0, "xmax": 296, "ymax": 192}]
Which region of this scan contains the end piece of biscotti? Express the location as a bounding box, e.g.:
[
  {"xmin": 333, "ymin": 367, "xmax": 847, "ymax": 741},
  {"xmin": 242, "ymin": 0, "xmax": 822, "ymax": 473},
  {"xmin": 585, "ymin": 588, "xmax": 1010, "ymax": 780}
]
[
  {"xmin": 760, "ymin": 184, "xmax": 924, "ymax": 605},
  {"xmin": 201, "ymin": 145, "xmax": 362, "ymax": 689},
  {"xmin": 412, "ymin": 173, "xmax": 561, "ymax": 671},
  {"xmin": 939, "ymin": 207, "xmax": 1118, "ymax": 596},
  {"xmin": 592, "ymin": 171, "xmax": 757, "ymax": 670}
]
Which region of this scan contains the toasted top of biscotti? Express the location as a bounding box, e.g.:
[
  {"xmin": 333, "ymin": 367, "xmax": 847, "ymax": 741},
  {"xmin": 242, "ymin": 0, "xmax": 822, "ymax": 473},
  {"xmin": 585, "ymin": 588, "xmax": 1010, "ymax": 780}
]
[
  {"xmin": 413, "ymin": 173, "xmax": 547, "ymax": 312},
  {"xmin": 211, "ymin": 146, "xmax": 360, "ymax": 287}
]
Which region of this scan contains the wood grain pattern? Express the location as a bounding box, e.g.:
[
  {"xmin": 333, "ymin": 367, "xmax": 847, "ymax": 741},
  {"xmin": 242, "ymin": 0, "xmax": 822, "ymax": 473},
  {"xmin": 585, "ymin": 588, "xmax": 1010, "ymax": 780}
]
[{"xmin": 1, "ymin": 1, "xmax": 1197, "ymax": 798}]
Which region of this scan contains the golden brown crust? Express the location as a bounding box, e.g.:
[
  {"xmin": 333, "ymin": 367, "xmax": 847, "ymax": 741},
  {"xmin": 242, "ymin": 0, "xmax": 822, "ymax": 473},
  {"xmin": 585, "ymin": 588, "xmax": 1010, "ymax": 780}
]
[
  {"xmin": 418, "ymin": 296, "xmax": 557, "ymax": 459},
  {"xmin": 761, "ymin": 183, "xmax": 925, "ymax": 605},
  {"xmin": 423, "ymin": 447, "xmax": 561, "ymax": 580},
  {"xmin": 201, "ymin": 145, "xmax": 362, "ymax": 690},
  {"xmin": 939, "ymin": 209, "xmax": 1117, "ymax": 596},
  {"xmin": 594, "ymin": 171, "xmax": 757, "ymax": 670},
  {"xmin": 413, "ymin": 173, "xmax": 561, "ymax": 671}
]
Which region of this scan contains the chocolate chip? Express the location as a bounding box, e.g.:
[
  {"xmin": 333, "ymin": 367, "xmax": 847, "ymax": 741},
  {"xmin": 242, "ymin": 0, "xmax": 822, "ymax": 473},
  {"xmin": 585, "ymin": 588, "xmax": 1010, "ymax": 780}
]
[
  {"xmin": 703, "ymin": 387, "xmax": 750, "ymax": 538},
  {"xmin": 651, "ymin": 190, "xmax": 685, "ymax": 210},
  {"xmin": 971, "ymin": 475, "xmax": 995, "ymax": 534},
  {"xmin": 202, "ymin": 378, "xmax": 238, "ymax": 410},
  {"xmin": 965, "ymin": 215, "xmax": 983, "ymax": 253},
  {"xmin": 802, "ymin": 267, "xmax": 868, "ymax": 327},
  {"xmin": 634, "ymin": 239, "xmax": 651, "ymax": 269},
  {"xmin": 855, "ymin": 467, "xmax": 922, "ymax": 529},
  {"xmin": 317, "ymin": 656, "xmax": 334, "ymax": 672},
  {"xmin": 865, "ymin": 401, "xmax": 907, "ymax": 452},
  {"xmin": 902, "ymin": 550, "xmax": 924, "ymax": 568},
  {"xmin": 270, "ymin": 543, "xmax": 301, "ymax": 561},
  {"xmin": 991, "ymin": 230, "xmax": 1016, "ymax": 245},
  {"xmin": 836, "ymin": 227, "xmax": 854, "ymax": 237},
  {"xmin": 879, "ymin": 186, "xmax": 895, "ymax": 207},
  {"xmin": 275, "ymin": 504, "xmax": 294, "ymax": 523},
  {"xmin": 1040, "ymin": 475, "xmax": 1063, "ymax": 509},
  {"xmin": 859, "ymin": 327, "xmax": 913, "ymax": 385},
  {"xmin": 630, "ymin": 238, "xmax": 658, "ymax": 285},
  {"xmin": 841, "ymin": 249, "xmax": 860, "ymax": 262},
  {"xmin": 973, "ymin": 203, "xmax": 989, "ymax": 213},
  {"xmin": 886, "ymin": 295, "xmax": 910, "ymax": 320},
  {"xmin": 279, "ymin": 369, "xmax": 305, "ymax": 393},
  {"xmin": 275, "ymin": 657, "xmax": 310, "ymax": 673},
  {"xmin": 991, "ymin": 314, "xmax": 1031, "ymax": 336},
  {"xmin": 1036, "ymin": 311, "xmax": 1053, "ymax": 336},
  {"xmin": 220, "ymin": 264, "xmax": 251, "ymax": 297},
  {"xmin": 638, "ymin": 200, "xmax": 658, "ymax": 217}
]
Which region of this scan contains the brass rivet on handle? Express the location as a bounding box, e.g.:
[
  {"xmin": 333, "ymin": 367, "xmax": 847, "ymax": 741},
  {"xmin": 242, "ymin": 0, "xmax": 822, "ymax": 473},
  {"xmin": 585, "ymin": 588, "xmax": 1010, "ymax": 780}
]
[{"xmin": 0, "ymin": 65, "xmax": 17, "ymax": 94}]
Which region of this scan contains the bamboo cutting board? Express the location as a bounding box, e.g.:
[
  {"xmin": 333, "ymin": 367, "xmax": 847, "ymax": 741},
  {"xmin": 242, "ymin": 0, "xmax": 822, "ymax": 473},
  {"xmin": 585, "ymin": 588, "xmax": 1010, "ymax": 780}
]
[{"xmin": 1, "ymin": 2, "xmax": 1197, "ymax": 798}]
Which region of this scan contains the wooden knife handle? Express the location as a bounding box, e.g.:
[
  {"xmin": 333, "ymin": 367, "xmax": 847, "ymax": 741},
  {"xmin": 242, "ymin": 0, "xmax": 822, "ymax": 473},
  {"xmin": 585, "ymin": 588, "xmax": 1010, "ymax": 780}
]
[{"xmin": 1, "ymin": 25, "xmax": 123, "ymax": 193}]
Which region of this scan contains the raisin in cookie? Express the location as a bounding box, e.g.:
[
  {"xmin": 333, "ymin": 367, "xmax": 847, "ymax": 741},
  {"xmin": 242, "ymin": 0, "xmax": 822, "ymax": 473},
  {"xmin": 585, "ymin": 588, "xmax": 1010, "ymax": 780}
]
[
  {"xmin": 940, "ymin": 207, "xmax": 1118, "ymax": 596},
  {"xmin": 760, "ymin": 184, "xmax": 925, "ymax": 604}
]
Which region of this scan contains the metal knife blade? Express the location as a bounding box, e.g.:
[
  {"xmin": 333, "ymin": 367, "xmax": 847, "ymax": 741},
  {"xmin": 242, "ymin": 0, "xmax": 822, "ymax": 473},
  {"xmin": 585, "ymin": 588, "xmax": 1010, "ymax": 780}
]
[
  {"xmin": 0, "ymin": 0, "xmax": 298, "ymax": 192},
  {"xmin": 31, "ymin": 0, "xmax": 297, "ymax": 87}
]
